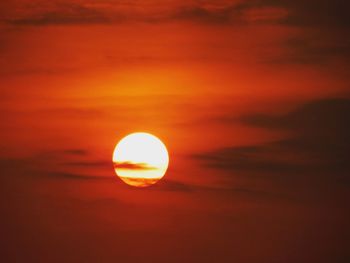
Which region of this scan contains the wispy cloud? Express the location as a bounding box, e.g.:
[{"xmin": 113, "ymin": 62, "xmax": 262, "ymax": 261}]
[
  {"xmin": 196, "ymin": 98, "xmax": 350, "ymax": 175},
  {"xmin": 3, "ymin": 0, "xmax": 350, "ymax": 28},
  {"xmin": 267, "ymin": 35, "xmax": 350, "ymax": 65},
  {"xmin": 7, "ymin": 2, "xmax": 114, "ymax": 25},
  {"xmin": 113, "ymin": 161, "xmax": 158, "ymax": 170},
  {"xmin": 3, "ymin": 0, "xmax": 348, "ymax": 68},
  {"xmin": 61, "ymin": 161, "xmax": 111, "ymax": 168}
]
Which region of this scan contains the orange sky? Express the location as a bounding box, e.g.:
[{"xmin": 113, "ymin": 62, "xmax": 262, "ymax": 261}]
[{"xmin": 1, "ymin": 1, "xmax": 349, "ymax": 262}]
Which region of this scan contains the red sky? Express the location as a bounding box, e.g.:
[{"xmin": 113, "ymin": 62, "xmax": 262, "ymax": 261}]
[{"xmin": 1, "ymin": 1, "xmax": 349, "ymax": 262}]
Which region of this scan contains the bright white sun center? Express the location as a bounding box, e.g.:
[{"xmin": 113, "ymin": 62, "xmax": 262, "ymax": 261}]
[{"xmin": 112, "ymin": 132, "xmax": 169, "ymax": 187}]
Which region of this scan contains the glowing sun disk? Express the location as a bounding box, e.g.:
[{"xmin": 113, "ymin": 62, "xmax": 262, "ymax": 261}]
[{"xmin": 112, "ymin": 132, "xmax": 169, "ymax": 187}]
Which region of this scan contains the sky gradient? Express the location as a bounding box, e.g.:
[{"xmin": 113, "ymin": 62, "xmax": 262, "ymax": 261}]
[{"xmin": 1, "ymin": 1, "xmax": 349, "ymax": 262}]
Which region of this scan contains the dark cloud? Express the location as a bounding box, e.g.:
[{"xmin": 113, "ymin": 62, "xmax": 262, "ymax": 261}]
[
  {"xmin": 153, "ymin": 177, "xmax": 292, "ymax": 200},
  {"xmin": 0, "ymin": 152, "xmax": 195, "ymax": 192},
  {"xmin": 238, "ymin": 0, "xmax": 350, "ymax": 27},
  {"xmin": 61, "ymin": 160, "xmax": 111, "ymax": 168},
  {"xmin": 0, "ymin": 152, "xmax": 289, "ymax": 195},
  {"xmin": 170, "ymin": 0, "xmax": 350, "ymax": 27},
  {"xmin": 196, "ymin": 98, "xmax": 350, "ymax": 174},
  {"xmin": 113, "ymin": 161, "xmax": 158, "ymax": 170},
  {"xmin": 274, "ymin": 0, "xmax": 350, "ymax": 27},
  {"xmin": 195, "ymin": 143, "xmax": 299, "ymax": 173},
  {"xmin": 5, "ymin": 0, "xmax": 350, "ymax": 29},
  {"xmin": 151, "ymin": 178, "xmax": 194, "ymax": 192},
  {"xmin": 0, "ymin": 148, "xmax": 89, "ymax": 167},
  {"xmin": 168, "ymin": 4, "xmax": 245, "ymax": 24},
  {"xmin": 7, "ymin": 4, "xmax": 243, "ymax": 26},
  {"xmin": 8, "ymin": 2, "xmax": 114, "ymax": 25},
  {"xmin": 0, "ymin": 157, "xmax": 111, "ymax": 181},
  {"xmin": 43, "ymin": 171, "xmax": 111, "ymax": 180},
  {"xmin": 2, "ymin": 2, "xmax": 251, "ymax": 26},
  {"xmin": 167, "ymin": 1, "xmax": 350, "ymax": 65},
  {"xmin": 267, "ymin": 34, "xmax": 350, "ymax": 65},
  {"xmin": 32, "ymin": 148, "xmax": 89, "ymax": 160},
  {"xmin": 246, "ymin": 1, "xmax": 350, "ymax": 64},
  {"xmin": 241, "ymin": 98, "xmax": 350, "ymax": 133},
  {"xmin": 0, "ymin": 148, "xmax": 109, "ymax": 181},
  {"xmin": 58, "ymin": 149, "xmax": 88, "ymax": 156},
  {"xmin": 4, "ymin": 1, "xmax": 348, "ymax": 68}
]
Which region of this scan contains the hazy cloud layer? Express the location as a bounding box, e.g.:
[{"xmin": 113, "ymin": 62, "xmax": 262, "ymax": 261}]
[
  {"xmin": 3, "ymin": 1, "xmax": 348, "ymax": 66},
  {"xmin": 3, "ymin": 0, "xmax": 349, "ymax": 27},
  {"xmin": 196, "ymin": 98, "xmax": 350, "ymax": 174},
  {"xmin": 8, "ymin": 2, "xmax": 113, "ymax": 25}
]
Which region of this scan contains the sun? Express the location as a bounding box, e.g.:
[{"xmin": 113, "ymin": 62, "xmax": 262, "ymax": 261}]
[{"xmin": 112, "ymin": 132, "xmax": 169, "ymax": 187}]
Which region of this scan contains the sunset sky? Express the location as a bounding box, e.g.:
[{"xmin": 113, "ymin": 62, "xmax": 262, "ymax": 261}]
[{"xmin": 1, "ymin": 1, "xmax": 349, "ymax": 262}]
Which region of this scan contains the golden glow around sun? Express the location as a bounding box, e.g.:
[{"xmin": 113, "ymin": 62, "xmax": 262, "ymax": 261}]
[{"xmin": 112, "ymin": 132, "xmax": 169, "ymax": 187}]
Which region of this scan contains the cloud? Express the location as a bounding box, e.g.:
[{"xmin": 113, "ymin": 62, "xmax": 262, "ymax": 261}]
[
  {"xmin": 61, "ymin": 160, "xmax": 111, "ymax": 168},
  {"xmin": 7, "ymin": 2, "xmax": 114, "ymax": 25},
  {"xmin": 0, "ymin": 156, "xmax": 109, "ymax": 181},
  {"xmin": 7, "ymin": 3, "xmax": 245, "ymax": 26},
  {"xmin": 44, "ymin": 171, "xmax": 111, "ymax": 180},
  {"xmin": 237, "ymin": 0, "xmax": 350, "ymax": 27},
  {"xmin": 0, "ymin": 150, "xmax": 281, "ymax": 195},
  {"xmin": 148, "ymin": 3, "xmax": 289, "ymax": 25},
  {"xmin": 196, "ymin": 98, "xmax": 350, "ymax": 174},
  {"xmin": 4, "ymin": 1, "xmax": 347, "ymax": 69},
  {"xmin": 267, "ymin": 35, "xmax": 350, "ymax": 65},
  {"xmin": 277, "ymin": 0, "xmax": 350, "ymax": 27},
  {"xmin": 168, "ymin": 4, "xmax": 243, "ymax": 24},
  {"xmin": 169, "ymin": 0, "xmax": 350, "ymax": 27},
  {"xmin": 113, "ymin": 161, "xmax": 158, "ymax": 170},
  {"xmin": 240, "ymin": 98, "xmax": 350, "ymax": 133},
  {"xmin": 4, "ymin": 0, "xmax": 350, "ymax": 30},
  {"xmin": 1, "ymin": 1, "xmax": 290, "ymax": 26},
  {"xmin": 151, "ymin": 178, "xmax": 194, "ymax": 192},
  {"xmin": 0, "ymin": 154, "xmax": 224, "ymax": 193},
  {"xmin": 57, "ymin": 149, "xmax": 88, "ymax": 156},
  {"xmin": 0, "ymin": 147, "xmax": 109, "ymax": 180},
  {"xmin": 242, "ymin": 6, "xmax": 289, "ymax": 23},
  {"xmin": 32, "ymin": 148, "xmax": 89, "ymax": 160}
]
